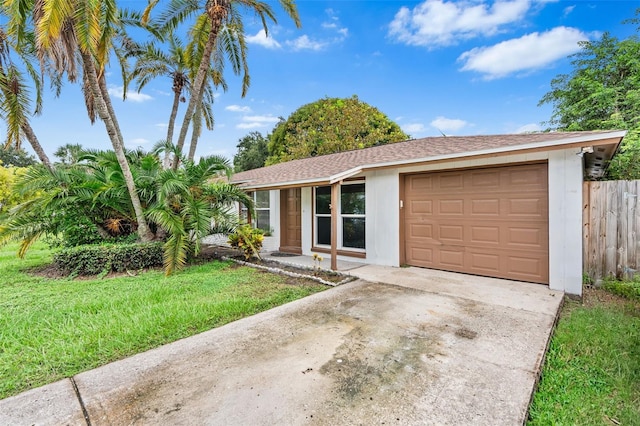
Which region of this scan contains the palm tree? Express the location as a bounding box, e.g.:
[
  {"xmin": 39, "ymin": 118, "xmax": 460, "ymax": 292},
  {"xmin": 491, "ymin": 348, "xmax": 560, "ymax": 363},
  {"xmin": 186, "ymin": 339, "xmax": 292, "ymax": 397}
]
[
  {"xmin": 0, "ymin": 26, "xmax": 52, "ymax": 170},
  {"xmin": 129, "ymin": 35, "xmax": 190, "ymax": 168},
  {"xmin": 6, "ymin": 0, "xmax": 156, "ymax": 241},
  {"xmin": 145, "ymin": 0, "xmax": 301, "ymax": 161}
]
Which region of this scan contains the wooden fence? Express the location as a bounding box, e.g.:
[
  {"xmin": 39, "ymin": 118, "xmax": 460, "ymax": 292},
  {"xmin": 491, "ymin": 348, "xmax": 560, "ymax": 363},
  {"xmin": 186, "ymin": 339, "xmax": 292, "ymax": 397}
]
[{"xmin": 583, "ymin": 180, "xmax": 640, "ymax": 282}]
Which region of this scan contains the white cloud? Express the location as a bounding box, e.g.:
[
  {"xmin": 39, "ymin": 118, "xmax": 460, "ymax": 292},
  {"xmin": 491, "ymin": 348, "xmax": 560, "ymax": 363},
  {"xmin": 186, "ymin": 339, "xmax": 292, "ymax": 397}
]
[
  {"xmin": 430, "ymin": 116, "xmax": 468, "ymax": 132},
  {"xmin": 458, "ymin": 26, "xmax": 588, "ymax": 79},
  {"xmin": 108, "ymin": 86, "xmax": 153, "ymax": 102},
  {"xmin": 236, "ymin": 114, "xmax": 280, "ymax": 129},
  {"xmin": 286, "ymin": 35, "xmax": 326, "ymax": 51},
  {"xmin": 388, "ymin": 0, "xmax": 531, "ymax": 48},
  {"xmin": 323, "ymin": 9, "xmax": 349, "ymax": 39},
  {"xmin": 155, "ymin": 123, "xmax": 168, "ymax": 128},
  {"xmin": 225, "ymin": 105, "xmax": 252, "ymax": 113},
  {"xmin": 246, "ymin": 29, "xmax": 282, "ymax": 49},
  {"xmin": 514, "ymin": 123, "xmax": 542, "ymax": 133},
  {"xmin": 563, "ymin": 5, "xmax": 575, "ymax": 17},
  {"xmin": 402, "ymin": 123, "xmax": 427, "ymax": 134}
]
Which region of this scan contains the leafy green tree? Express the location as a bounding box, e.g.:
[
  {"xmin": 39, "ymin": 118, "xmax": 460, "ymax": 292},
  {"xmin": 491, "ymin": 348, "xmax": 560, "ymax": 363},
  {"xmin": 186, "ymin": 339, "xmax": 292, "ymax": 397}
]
[
  {"xmin": 539, "ymin": 32, "xmax": 640, "ymax": 179},
  {"xmin": 0, "ymin": 165, "xmax": 27, "ymax": 213},
  {"xmin": 233, "ymin": 131, "xmax": 269, "ymax": 172},
  {"xmin": 266, "ymin": 96, "xmax": 409, "ymax": 165},
  {"xmin": 0, "ymin": 146, "xmax": 36, "ymax": 167}
]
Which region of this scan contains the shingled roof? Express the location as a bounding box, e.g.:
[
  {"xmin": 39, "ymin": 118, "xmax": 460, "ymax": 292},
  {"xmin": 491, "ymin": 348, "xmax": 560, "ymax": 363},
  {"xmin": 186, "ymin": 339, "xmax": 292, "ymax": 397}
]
[{"xmin": 231, "ymin": 130, "xmax": 625, "ymax": 189}]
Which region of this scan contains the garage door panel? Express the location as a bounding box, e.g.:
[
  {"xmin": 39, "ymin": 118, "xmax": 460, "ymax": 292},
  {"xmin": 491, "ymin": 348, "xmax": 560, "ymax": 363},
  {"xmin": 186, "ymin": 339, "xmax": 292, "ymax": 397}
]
[
  {"xmin": 404, "ymin": 163, "xmax": 548, "ymax": 284},
  {"xmin": 409, "ymin": 247, "xmax": 433, "ymax": 264},
  {"xmin": 439, "ymin": 225, "xmax": 464, "ymax": 242},
  {"xmin": 507, "ymin": 198, "xmax": 546, "ymax": 217},
  {"xmin": 411, "ymin": 200, "xmax": 433, "ymax": 214},
  {"xmin": 471, "ymin": 199, "xmax": 500, "ymax": 215},
  {"xmin": 469, "ymin": 170, "xmax": 501, "ymax": 189},
  {"xmin": 469, "ymin": 252, "xmax": 500, "ymax": 273},
  {"xmin": 439, "ymin": 199, "xmax": 464, "ymax": 214},
  {"xmin": 409, "ymin": 223, "xmax": 433, "ymax": 238},
  {"xmin": 439, "ymin": 173, "xmax": 464, "ymax": 190},
  {"xmin": 508, "ymin": 227, "xmax": 545, "ymax": 247},
  {"xmin": 470, "ymin": 226, "xmax": 501, "ymax": 244},
  {"xmin": 439, "ymin": 249, "xmax": 464, "ymax": 267},
  {"xmin": 506, "ymin": 255, "xmax": 547, "ymax": 280}
]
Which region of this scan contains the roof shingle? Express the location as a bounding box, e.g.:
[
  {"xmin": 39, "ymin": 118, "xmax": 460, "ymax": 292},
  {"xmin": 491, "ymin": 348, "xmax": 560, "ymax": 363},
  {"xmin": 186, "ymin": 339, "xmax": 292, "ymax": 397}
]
[{"xmin": 231, "ymin": 131, "xmax": 623, "ymax": 188}]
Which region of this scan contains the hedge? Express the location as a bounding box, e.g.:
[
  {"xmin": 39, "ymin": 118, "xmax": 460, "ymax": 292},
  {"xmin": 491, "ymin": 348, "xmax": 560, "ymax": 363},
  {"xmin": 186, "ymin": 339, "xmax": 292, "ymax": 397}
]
[{"xmin": 53, "ymin": 242, "xmax": 164, "ymax": 275}]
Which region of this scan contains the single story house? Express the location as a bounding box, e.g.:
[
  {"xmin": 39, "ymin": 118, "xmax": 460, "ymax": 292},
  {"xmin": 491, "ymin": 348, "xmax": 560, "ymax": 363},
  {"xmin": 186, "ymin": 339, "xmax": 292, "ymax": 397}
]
[{"xmin": 231, "ymin": 130, "xmax": 626, "ymax": 296}]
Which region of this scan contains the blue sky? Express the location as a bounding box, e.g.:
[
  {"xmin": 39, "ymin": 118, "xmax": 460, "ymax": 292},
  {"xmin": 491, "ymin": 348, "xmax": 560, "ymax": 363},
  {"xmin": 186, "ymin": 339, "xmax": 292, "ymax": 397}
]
[{"xmin": 21, "ymin": 0, "xmax": 639, "ymax": 163}]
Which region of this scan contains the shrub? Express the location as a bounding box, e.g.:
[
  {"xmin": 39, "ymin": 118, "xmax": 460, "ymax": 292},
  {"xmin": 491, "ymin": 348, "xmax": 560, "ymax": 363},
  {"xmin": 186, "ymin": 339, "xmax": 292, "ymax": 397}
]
[
  {"xmin": 228, "ymin": 225, "xmax": 264, "ymax": 260},
  {"xmin": 53, "ymin": 242, "xmax": 164, "ymax": 275},
  {"xmin": 603, "ymin": 278, "xmax": 640, "ymax": 301}
]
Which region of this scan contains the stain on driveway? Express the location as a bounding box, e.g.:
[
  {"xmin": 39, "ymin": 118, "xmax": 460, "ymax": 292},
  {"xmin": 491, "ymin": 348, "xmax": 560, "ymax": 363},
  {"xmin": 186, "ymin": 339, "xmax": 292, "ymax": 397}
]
[{"xmin": 69, "ymin": 274, "xmax": 561, "ymax": 426}]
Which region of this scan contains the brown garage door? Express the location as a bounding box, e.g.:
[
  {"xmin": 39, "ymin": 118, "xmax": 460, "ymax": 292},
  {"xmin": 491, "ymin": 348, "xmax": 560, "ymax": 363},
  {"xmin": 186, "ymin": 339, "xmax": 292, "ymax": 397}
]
[{"xmin": 403, "ymin": 163, "xmax": 549, "ymax": 284}]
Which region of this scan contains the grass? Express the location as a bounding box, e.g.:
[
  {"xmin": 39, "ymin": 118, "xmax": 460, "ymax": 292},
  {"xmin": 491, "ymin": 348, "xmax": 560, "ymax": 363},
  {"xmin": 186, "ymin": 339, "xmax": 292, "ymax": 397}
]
[
  {"xmin": 528, "ymin": 285, "xmax": 640, "ymax": 425},
  {"xmin": 0, "ymin": 242, "xmax": 328, "ymax": 400}
]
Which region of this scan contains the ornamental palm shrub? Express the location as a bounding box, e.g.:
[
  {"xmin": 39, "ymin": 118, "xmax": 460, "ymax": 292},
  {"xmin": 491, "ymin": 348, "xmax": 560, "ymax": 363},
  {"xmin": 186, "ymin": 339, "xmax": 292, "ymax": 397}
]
[
  {"xmin": 0, "ymin": 146, "xmax": 254, "ymax": 275},
  {"xmin": 147, "ymin": 153, "xmax": 254, "ymax": 275}
]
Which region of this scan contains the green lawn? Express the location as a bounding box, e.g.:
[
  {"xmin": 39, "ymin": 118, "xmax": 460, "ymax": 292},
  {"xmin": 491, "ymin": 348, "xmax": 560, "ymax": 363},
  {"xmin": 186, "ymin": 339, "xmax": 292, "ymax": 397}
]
[
  {"xmin": 528, "ymin": 285, "xmax": 640, "ymax": 425},
  {"xmin": 0, "ymin": 242, "xmax": 327, "ymax": 399}
]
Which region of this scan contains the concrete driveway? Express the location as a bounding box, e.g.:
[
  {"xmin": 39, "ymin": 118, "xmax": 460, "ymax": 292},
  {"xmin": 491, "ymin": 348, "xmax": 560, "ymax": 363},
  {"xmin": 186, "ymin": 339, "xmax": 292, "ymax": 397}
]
[{"xmin": 1, "ymin": 266, "xmax": 562, "ymax": 425}]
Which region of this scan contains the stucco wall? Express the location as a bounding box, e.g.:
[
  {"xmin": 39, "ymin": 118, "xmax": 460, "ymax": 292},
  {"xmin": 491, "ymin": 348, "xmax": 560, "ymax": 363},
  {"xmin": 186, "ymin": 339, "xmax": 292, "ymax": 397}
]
[{"xmin": 547, "ymin": 148, "xmax": 584, "ymax": 295}]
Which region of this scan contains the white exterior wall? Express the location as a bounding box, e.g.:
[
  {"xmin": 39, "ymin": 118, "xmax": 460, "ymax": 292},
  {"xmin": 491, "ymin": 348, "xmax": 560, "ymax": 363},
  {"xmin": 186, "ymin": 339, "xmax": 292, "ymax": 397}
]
[
  {"xmin": 262, "ymin": 190, "xmax": 281, "ymax": 252},
  {"xmin": 301, "ymin": 187, "xmax": 313, "ymax": 255},
  {"xmin": 548, "ymin": 149, "xmax": 584, "ymax": 295},
  {"xmin": 364, "ymin": 170, "xmax": 401, "ymax": 266}
]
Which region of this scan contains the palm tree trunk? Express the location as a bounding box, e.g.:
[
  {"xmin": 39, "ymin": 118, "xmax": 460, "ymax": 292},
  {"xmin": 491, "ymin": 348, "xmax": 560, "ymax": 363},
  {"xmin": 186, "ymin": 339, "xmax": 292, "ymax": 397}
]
[
  {"xmin": 187, "ymin": 104, "xmax": 203, "ymax": 161},
  {"xmin": 174, "ymin": 25, "xmax": 220, "ymax": 160},
  {"xmin": 80, "ymin": 52, "xmax": 155, "ymax": 242},
  {"xmin": 98, "ymin": 75, "xmax": 125, "ymax": 148},
  {"xmin": 20, "ymin": 121, "xmax": 53, "ymax": 171},
  {"xmin": 163, "ymin": 90, "xmax": 182, "ymax": 169}
]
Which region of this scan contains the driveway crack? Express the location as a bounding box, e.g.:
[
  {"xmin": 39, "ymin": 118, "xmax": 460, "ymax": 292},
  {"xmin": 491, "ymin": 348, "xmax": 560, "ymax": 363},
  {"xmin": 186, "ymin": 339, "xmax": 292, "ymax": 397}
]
[{"xmin": 70, "ymin": 377, "xmax": 92, "ymax": 426}]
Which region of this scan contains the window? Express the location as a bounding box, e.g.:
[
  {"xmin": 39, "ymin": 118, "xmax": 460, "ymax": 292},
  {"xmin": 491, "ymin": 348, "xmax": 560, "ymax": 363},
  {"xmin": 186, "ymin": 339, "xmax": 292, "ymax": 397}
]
[
  {"xmin": 314, "ymin": 182, "xmax": 365, "ymax": 251},
  {"xmin": 241, "ymin": 191, "xmax": 271, "ymax": 232}
]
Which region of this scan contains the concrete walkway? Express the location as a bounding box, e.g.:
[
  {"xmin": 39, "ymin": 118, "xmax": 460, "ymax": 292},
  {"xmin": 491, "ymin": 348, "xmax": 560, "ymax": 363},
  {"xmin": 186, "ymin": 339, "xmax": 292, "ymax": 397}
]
[{"xmin": 0, "ymin": 265, "xmax": 563, "ymax": 425}]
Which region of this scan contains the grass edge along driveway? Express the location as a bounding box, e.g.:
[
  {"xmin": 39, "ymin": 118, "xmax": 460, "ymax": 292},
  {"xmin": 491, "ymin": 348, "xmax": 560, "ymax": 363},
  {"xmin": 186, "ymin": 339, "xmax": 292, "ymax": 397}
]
[
  {"xmin": 0, "ymin": 243, "xmax": 327, "ymax": 399},
  {"xmin": 528, "ymin": 285, "xmax": 640, "ymax": 425}
]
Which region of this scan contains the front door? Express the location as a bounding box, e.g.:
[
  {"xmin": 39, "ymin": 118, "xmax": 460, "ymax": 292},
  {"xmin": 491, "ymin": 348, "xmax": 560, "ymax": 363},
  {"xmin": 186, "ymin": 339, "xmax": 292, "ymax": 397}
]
[{"xmin": 280, "ymin": 188, "xmax": 302, "ymax": 254}]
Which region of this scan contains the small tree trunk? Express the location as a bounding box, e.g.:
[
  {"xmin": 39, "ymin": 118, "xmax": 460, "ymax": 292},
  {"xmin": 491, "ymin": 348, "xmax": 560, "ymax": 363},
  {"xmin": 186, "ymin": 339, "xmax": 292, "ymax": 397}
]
[
  {"xmin": 81, "ymin": 52, "xmax": 155, "ymax": 242},
  {"xmin": 20, "ymin": 121, "xmax": 53, "ymax": 171},
  {"xmin": 164, "ymin": 90, "xmax": 182, "ymax": 169},
  {"xmin": 174, "ymin": 25, "xmax": 220, "ymax": 160},
  {"xmin": 187, "ymin": 104, "xmax": 203, "ymax": 162}
]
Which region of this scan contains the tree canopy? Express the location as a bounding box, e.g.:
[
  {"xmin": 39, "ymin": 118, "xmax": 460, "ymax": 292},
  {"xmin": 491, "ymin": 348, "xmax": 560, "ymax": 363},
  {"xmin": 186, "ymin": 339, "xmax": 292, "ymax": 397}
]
[
  {"xmin": 266, "ymin": 96, "xmax": 409, "ymax": 165},
  {"xmin": 539, "ymin": 31, "xmax": 640, "ymax": 179},
  {"xmin": 233, "ymin": 131, "xmax": 269, "ymax": 172}
]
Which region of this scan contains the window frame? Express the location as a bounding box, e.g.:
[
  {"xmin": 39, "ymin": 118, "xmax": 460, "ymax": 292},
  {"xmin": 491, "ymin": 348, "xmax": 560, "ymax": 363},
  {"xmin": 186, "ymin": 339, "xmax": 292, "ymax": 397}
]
[
  {"xmin": 241, "ymin": 190, "xmax": 271, "ymax": 232},
  {"xmin": 313, "ymin": 181, "xmax": 366, "ymax": 253}
]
